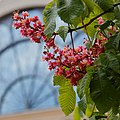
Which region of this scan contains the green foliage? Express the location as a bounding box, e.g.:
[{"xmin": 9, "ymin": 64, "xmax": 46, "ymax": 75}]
[
  {"xmin": 105, "ymin": 33, "xmax": 120, "ymax": 50},
  {"xmin": 73, "ymin": 107, "xmax": 81, "ymax": 120},
  {"xmin": 90, "ymin": 68, "xmax": 112, "ymax": 113},
  {"xmin": 57, "ymin": 0, "xmax": 84, "ymax": 25},
  {"xmin": 96, "ymin": 0, "xmax": 115, "ymax": 20},
  {"xmin": 43, "ymin": 0, "xmax": 57, "ymax": 38},
  {"xmin": 108, "ymin": 109, "xmax": 120, "ymax": 120},
  {"xmin": 53, "ymin": 75, "xmax": 67, "ymax": 86},
  {"xmin": 97, "ymin": 0, "xmax": 114, "ymax": 11},
  {"xmin": 58, "ymin": 81, "xmax": 76, "ymax": 116},
  {"xmin": 42, "ymin": 0, "xmax": 120, "ymax": 119},
  {"xmin": 90, "ymin": 67, "xmax": 120, "ymax": 113},
  {"xmin": 81, "ymin": 0, "xmax": 95, "ymax": 19},
  {"xmin": 98, "ymin": 52, "xmax": 120, "ymax": 73},
  {"xmin": 85, "ymin": 104, "xmax": 94, "ymax": 117},
  {"xmin": 57, "ymin": 26, "xmax": 69, "ymax": 41},
  {"xmin": 99, "ymin": 20, "xmax": 112, "ymax": 31},
  {"xmin": 77, "ymin": 66, "xmax": 95, "ymax": 100},
  {"xmin": 114, "ymin": 6, "xmax": 120, "ymax": 20},
  {"xmin": 90, "ymin": 33, "xmax": 120, "ymax": 114},
  {"xmin": 77, "ymin": 67, "xmax": 95, "ymax": 118},
  {"xmin": 78, "ymin": 3, "xmax": 103, "ymax": 38},
  {"xmin": 54, "ymin": 76, "xmax": 76, "ymax": 116},
  {"xmin": 78, "ymin": 96, "xmax": 87, "ymax": 113}
]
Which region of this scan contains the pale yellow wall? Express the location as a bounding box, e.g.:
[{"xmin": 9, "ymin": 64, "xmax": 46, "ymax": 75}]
[{"xmin": 0, "ymin": 109, "xmax": 73, "ymax": 120}]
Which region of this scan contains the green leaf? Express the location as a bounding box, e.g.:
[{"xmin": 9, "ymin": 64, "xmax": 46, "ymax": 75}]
[
  {"xmin": 85, "ymin": 104, "xmax": 94, "ymax": 117},
  {"xmin": 115, "ymin": 19, "xmax": 120, "ymax": 28},
  {"xmin": 112, "ymin": 104, "xmax": 119, "ymax": 115},
  {"xmin": 53, "ymin": 75, "xmax": 67, "ymax": 86},
  {"xmin": 73, "ymin": 107, "xmax": 81, "ymax": 120},
  {"xmin": 82, "ymin": 0, "xmax": 94, "ymax": 17},
  {"xmin": 105, "ymin": 52, "xmax": 120, "ymax": 73},
  {"xmin": 114, "ymin": 6, "xmax": 120, "ymax": 20},
  {"xmin": 58, "ymin": 81, "xmax": 76, "ymax": 116},
  {"xmin": 105, "ymin": 33, "xmax": 120, "ymax": 50},
  {"xmin": 90, "ymin": 67, "xmax": 120, "ymax": 113},
  {"xmin": 57, "ymin": 0, "xmax": 84, "ymax": 24},
  {"xmin": 97, "ymin": 0, "xmax": 115, "ymax": 20},
  {"xmin": 57, "ymin": 26, "xmax": 69, "ymax": 41},
  {"xmin": 78, "ymin": 3, "xmax": 102, "ymax": 38},
  {"xmin": 78, "ymin": 15, "xmax": 97, "ymax": 38},
  {"xmin": 77, "ymin": 66, "xmax": 95, "ymax": 99},
  {"xmin": 78, "ymin": 96, "xmax": 87, "ymax": 113},
  {"xmin": 100, "ymin": 20, "xmax": 112, "ymax": 30},
  {"xmin": 43, "ymin": 0, "xmax": 57, "ymax": 38},
  {"xmin": 89, "ymin": 115, "xmax": 96, "ymax": 120},
  {"xmin": 108, "ymin": 109, "xmax": 119, "ymax": 120},
  {"xmin": 117, "ymin": 53, "xmax": 120, "ymax": 62},
  {"xmin": 97, "ymin": 0, "xmax": 114, "ymax": 11},
  {"xmin": 99, "ymin": 52, "xmax": 120, "ymax": 73},
  {"xmin": 77, "ymin": 74, "xmax": 88, "ymax": 99}
]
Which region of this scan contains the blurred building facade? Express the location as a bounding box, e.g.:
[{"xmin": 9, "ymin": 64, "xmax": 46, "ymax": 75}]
[
  {"xmin": 0, "ymin": 0, "xmax": 60, "ymax": 115},
  {"xmin": 0, "ymin": 0, "xmax": 86, "ymax": 118}
]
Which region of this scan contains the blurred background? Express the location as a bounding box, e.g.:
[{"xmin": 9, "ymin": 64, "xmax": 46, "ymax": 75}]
[{"xmin": 0, "ymin": 0, "xmax": 86, "ymax": 117}]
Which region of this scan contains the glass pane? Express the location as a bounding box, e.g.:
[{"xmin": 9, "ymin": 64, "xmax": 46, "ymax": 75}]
[
  {"xmin": 0, "ymin": 8, "xmax": 58, "ymax": 115},
  {"xmin": 0, "ymin": 7, "xmax": 86, "ymax": 115}
]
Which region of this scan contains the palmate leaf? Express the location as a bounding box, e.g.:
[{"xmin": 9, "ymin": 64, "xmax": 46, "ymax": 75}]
[
  {"xmin": 43, "ymin": 0, "xmax": 57, "ymax": 38},
  {"xmin": 58, "ymin": 81, "xmax": 76, "ymax": 116},
  {"xmin": 57, "ymin": 0, "xmax": 84, "ymax": 24},
  {"xmin": 90, "ymin": 67, "xmax": 120, "ymax": 113}
]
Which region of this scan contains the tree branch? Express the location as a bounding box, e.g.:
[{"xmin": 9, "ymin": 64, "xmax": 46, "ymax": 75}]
[{"xmin": 69, "ymin": 2, "xmax": 120, "ymax": 32}]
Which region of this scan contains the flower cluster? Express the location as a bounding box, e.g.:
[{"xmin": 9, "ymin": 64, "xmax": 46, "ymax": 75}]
[
  {"xmin": 42, "ymin": 36, "xmax": 107, "ymax": 85},
  {"xmin": 12, "ymin": 11, "xmax": 47, "ymax": 43},
  {"xmin": 43, "ymin": 45, "xmax": 92, "ymax": 85},
  {"xmin": 13, "ymin": 12, "xmax": 117, "ymax": 85}
]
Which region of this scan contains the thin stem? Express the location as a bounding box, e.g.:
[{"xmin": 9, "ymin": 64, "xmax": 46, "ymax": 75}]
[{"xmin": 70, "ymin": 31, "xmax": 75, "ymax": 52}]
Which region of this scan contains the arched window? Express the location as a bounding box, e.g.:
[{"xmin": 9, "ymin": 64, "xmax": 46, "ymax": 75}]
[
  {"xmin": 0, "ymin": 1, "xmax": 59, "ymax": 115},
  {"xmin": 0, "ymin": 0, "xmax": 86, "ymax": 115}
]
